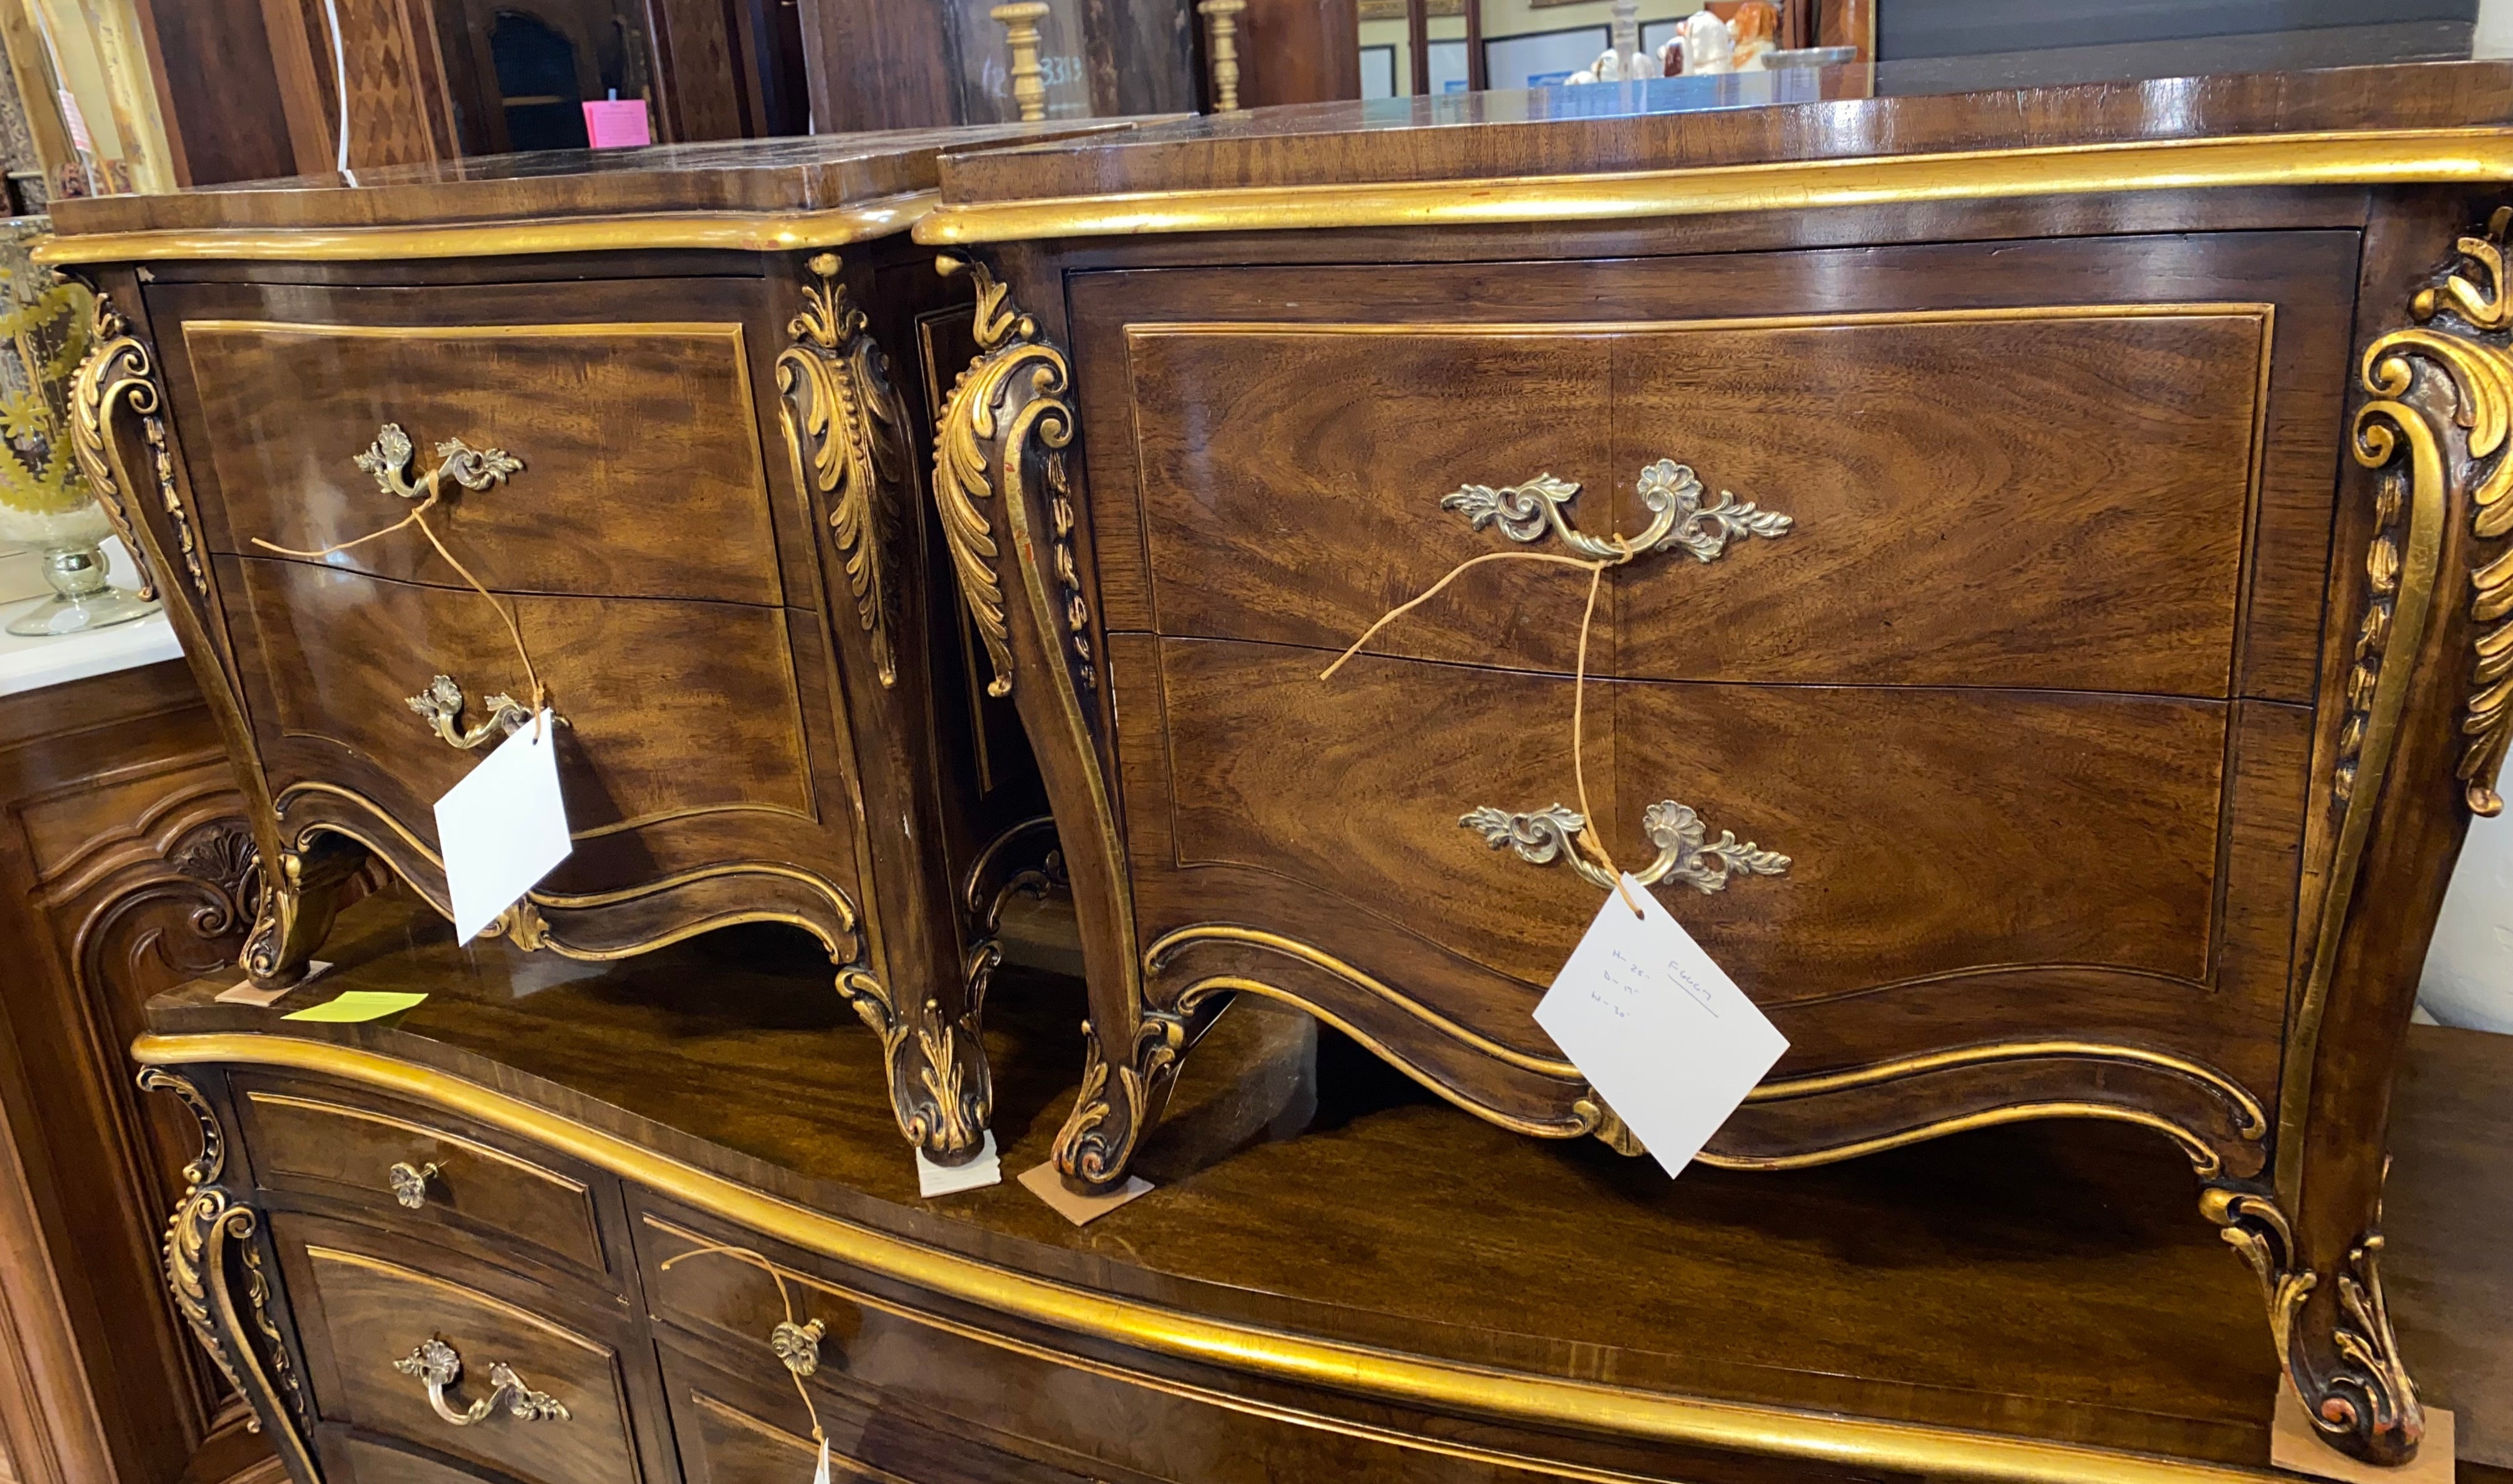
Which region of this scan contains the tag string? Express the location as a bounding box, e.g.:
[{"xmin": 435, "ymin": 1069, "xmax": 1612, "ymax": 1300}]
[
  {"xmin": 253, "ymin": 494, "xmax": 547, "ymax": 739},
  {"xmin": 659, "ymin": 1242, "xmax": 828, "ymax": 1450},
  {"xmin": 1321, "ymin": 537, "xmax": 1645, "ymax": 919}
]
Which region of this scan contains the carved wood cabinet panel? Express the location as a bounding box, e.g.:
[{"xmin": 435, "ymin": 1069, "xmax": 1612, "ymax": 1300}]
[{"xmin": 0, "ymin": 659, "xmax": 262, "ymax": 1484}]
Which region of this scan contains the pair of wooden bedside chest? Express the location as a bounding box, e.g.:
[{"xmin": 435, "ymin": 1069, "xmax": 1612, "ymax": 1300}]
[{"xmin": 49, "ymin": 57, "xmax": 2513, "ymax": 1479}]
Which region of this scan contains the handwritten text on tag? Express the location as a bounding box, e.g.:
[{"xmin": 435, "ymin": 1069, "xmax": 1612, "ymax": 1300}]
[
  {"xmin": 1533, "ymin": 874, "xmax": 1788, "ymax": 1179},
  {"xmin": 433, "ymin": 713, "xmax": 571, "ymax": 944}
]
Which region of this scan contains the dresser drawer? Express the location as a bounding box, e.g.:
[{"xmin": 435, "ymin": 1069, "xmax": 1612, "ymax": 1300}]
[
  {"xmin": 1136, "ymin": 635, "xmax": 2229, "ymax": 1003},
  {"xmin": 329, "ymin": 1433, "xmax": 526, "ymax": 1484},
  {"xmin": 181, "ymin": 317, "xmax": 777, "ymax": 604},
  {"xmin": 238, "ymin": 1086, "xmax": 610, "ymax": 1279},
  {"xmin": 639, "ymin": 1217, "xmax": 1106, "ymax": 1484},
  {"xmin": 229, "ymin": 556, "xmax": 814, "ymax": 841},
  {"xmin": 295, "ymin": 1242, "xmax": 644, "ymax": 1484},
  {"xmin": 1121, "ymin": 308, "xmax": 2264, "ymax": 696}
]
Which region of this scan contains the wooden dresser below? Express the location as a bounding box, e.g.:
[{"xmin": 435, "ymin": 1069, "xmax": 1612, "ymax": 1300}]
[{"xmin": 128, "ymin": 889, "xmax": 2513, "ymax": 1484}]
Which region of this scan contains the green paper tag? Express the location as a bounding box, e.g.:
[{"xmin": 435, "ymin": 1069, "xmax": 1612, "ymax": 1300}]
[{"xmin": 280, "ymin": 990, "xmax": 428, "ymax": 1023}]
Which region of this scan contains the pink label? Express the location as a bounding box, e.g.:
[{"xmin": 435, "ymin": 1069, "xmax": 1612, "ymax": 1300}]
[
  {"xmin": 580, "ymin": 98, "xmax": 651, "ymax": 150},
  {"xmin": 56, "ymin": 89, "xmax": 90, "ymax": 153}
]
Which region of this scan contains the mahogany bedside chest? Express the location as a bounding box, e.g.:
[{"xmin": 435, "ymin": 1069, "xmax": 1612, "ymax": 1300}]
[
  {"xmin": 917, "ymin": 59, "xmax": 2513, "ymax": 1464},
  {"xmin": 39, "ymin": 132, "xmax": 1089, "ymax": 1167}
]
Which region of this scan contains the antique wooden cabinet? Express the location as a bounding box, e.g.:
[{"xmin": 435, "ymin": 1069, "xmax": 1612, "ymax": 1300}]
[
  {"xmin": 36, "ymin": 133, "xmax": 1078, "ymax": 1168},
  {"xmin": 112, "ymin": 893, "xmax": 2513, "ymax": 1483},
  {"xmin": 913, "ymin": 61, "xmax": 2513, "ymax": 1465},
  {"xmin": 0, "ymin": 651, "xmax": 268, "ymax": 1484}
]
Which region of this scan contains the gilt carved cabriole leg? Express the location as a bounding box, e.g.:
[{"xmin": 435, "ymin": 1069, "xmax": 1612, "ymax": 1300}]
[
  {"xmin": 68, "ymin": 285, "xmax": 357, "ymax": 990},
  {"xmin": 931, "ymin": 251, "xmax": 1175, "ymax": 1192},
  {"xmin": 780, "ymin": 250, "xmax": 995, "ymax": 1166},
  {"xmin": 135, "ymin": 1070, "xmax": 321, "ymax": 1484},
  {"xmin": 241, "ymin": 833, "xmax": 370, "ymax": 989},
  {"xmin": 2221, "ymin": 207, "xmax": 2513, "ymax": 1468}
]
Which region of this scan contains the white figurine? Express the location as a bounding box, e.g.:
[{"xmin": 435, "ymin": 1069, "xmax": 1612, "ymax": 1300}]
[
  {"xmin": 1568, "ymin": 0, "xmax": 1661, "ymax": 83},
  {"xmin": 1677, "ymin": 10, "xmax": 1733, "ymax": 74}
]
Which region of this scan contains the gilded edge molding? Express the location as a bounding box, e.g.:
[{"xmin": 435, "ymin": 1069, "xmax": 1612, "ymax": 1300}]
[
  {"xmin": 780, "ymin": 251, "xmax": 909, "ymax": 689},
  {"xmin": 32, "ymin": 193, "xmax": 939, "ymax": 266},
  {"xmin": 134, "ymin": 1069, "xmax": 318, "ymax": 1477},
  {"xmin": 68, "ymin": 289, "xmax": 198, "ymax": 599},
  {"xmin": 1144, "ymin": 924, "xmax": 2265, "ymax": 1170},
  {"xmin": 912, "ymin": 128, "xmax": 2513, "ymax": 246},
  {"xmin": 133, "ymin": 1032, "xmax": 2292, "ymax": 1484}
]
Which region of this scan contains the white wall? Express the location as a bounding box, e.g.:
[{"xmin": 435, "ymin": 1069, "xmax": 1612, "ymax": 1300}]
[{"xmin": 2421, "ymin": 811, "xmax": 2513, "ymax": 1031}]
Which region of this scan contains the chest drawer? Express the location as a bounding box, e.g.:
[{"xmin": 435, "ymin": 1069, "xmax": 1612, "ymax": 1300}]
[
  {"xmin": 178, "ymin": 315, "xmax": 778, "ymax": 605},
  {"xmin": 239, "ymin": 1086, "xmax": 611, "ymax": 1280},
  {"xmin": 1073, "ymin": 231, "xmax": 2356, "ymax": 704},
  {"xmin": 1122, "ymin": 310, "xmax": 2263, "ymax": 694},
  {"xmin": 292, "ymin": 1239, "xmax": 646, "ymax": 1484},
  {"xmin": 226, "ymin": 557, "xmax": 815, "ymax": 849}
]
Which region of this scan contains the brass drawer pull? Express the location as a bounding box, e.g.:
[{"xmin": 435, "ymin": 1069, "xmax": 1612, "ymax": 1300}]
[
  {"xmin": 1442, "ymin": 459, "xmax": 1791, "ymax": 563},
  {"xmin": 357, "ymin": 422, "xmax": 521, "ymax": 502},
  {"xmin": 1463, "ymin": 800, "xmax": 1789, "ymax": 894},
  {"xmin": 387, "ymin": 1160, "xmax": 438, "ymax": 1209},
  {"xmin": 770, "ymin": 1317, "xmax": 825, "ymax": 1377},
  {"xmin": 393, "ymin": 1337, "xmax": 571, "ymax": 1425},
  {"xmin": 404, "ymin": 674, "xmax": 568, "ymax": 750}
]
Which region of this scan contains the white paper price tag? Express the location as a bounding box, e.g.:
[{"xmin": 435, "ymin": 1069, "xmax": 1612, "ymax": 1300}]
[
  {"xmin": 1533, "ymin": 874, "xmax": 1788, "ymax": 1178},
  {"xmin": 433, "ymin": 712, "xmax": 572, "ymax": 944}
]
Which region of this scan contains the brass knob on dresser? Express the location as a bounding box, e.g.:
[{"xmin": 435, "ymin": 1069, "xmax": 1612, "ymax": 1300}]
[
  {"xmin": 386, "ymin": 1160, "xmax": 439, "ymax": 1210},
  {"xmin": 770, "ymin": 1316, "xmax": 825, "ymax": 1377},
  {"xmin": 393, "ymin": 1337, "xmax": 570, "ymax": 1425}
]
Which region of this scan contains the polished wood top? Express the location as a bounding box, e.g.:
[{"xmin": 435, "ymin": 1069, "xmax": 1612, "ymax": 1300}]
[
  {"xmin": 137, "ymin": 888, "xmax": 2513, "ymax": 1472},
  {"xmin": 930, "ymin": 49, "xmax": 2513, "ymax": 209},
  {"xmin": 43, "ymin": 123, "xmax": 1137, "ymax": 241}
]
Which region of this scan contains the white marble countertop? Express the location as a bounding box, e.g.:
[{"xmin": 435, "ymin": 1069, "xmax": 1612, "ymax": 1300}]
[
  {"xmin": 0, "ymin": 539, "xmax": 186, "ymax": 699},
  {"xmin": 0, "ymin": 601, "xmax": 183, "ymax": 698}
]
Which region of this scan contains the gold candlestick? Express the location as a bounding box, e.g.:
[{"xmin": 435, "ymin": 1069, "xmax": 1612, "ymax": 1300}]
[
  {"xmin": 990, "ymin": 2, "xmax": 1051, "ymax": 122},
  {"xmin": 1199, "ymin": 0, "xmax": 1248, "ymax": 112}
]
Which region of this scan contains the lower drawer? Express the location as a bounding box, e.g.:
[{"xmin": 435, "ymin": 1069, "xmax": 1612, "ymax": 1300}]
[
  {"xmin": 285, "ymin": 1232, "xmax": 646, "ymax": 1484},
  {"xmin": 656, "ymin": 1331, "xmax": 1105, "ymax": 1484},
  {"xmin": 326, "ymin": 1431, "xmax": 523, "ymax": 1484},
  {"xmin": 227, "ymin": 555, "xmax": 815, "ymax": 840}
]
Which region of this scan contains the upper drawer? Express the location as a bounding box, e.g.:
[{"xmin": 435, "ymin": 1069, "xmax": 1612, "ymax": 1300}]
[
  {"xmin": 239, "ymin": 1086, "xmax": 610, "ymax": 1280},
  {"xmin": 181, "ymin": 318, "xmax": 778, "ymax": 604},
  {"xmin": 1122, "ymin": 307, "xmax": 2266, "ymax": 696}
]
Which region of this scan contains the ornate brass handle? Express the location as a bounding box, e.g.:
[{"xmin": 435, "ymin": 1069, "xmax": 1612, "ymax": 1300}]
[
  {"xmin": 1441, "ymin": 459, "xmax": 1792, "ymax": 562},
  {"xmin": 393, "ymin": 1338, "xmax": 570, "ymax": 1425},
  {"xmin": 404, "ymin": 674, "xmax": 568, "ymax": 750},
  {"xmin": 770, "ymin": 1317, "xmax": 825, "ymax": 1377},
  {"xmin": 387, "ymin": 1160, "xmax": 438, "ymax": 1209},
  {"xmin": 356, "ymin": 423, "xmax": 522, "ymax": 504},
  {"xmin": 1462, "ymin": 800, "xmax": 1789, "ymax": 894}
]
